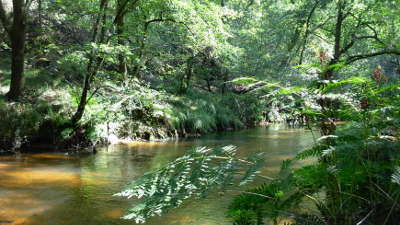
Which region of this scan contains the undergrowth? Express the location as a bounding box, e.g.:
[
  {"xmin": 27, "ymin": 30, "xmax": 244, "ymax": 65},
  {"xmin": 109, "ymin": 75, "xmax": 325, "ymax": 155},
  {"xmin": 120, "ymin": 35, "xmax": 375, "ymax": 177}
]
[
  {"xmin": 227, "ymin": 77, "xmax": 400, "ymax": 225},
  {"xmin": 0, "ymin": 76, "xmax": 262, "ymax": 151}
]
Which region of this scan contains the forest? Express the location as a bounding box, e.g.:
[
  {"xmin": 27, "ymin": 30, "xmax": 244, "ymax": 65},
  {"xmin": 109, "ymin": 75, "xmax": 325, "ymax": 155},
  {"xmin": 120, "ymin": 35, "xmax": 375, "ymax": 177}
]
[{"xmin": 0, "ymin": 0, "xmax": 399, "ymax": 225}]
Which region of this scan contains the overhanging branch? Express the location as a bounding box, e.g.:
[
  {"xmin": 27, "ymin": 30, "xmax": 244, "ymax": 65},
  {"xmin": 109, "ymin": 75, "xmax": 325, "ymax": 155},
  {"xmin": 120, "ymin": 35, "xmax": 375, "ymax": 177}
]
[
  {"xmin": 345, "ymin": 49, "xmax": 400, "ymax": 64},
  {"xmin": 144, "ymin": 15, "xmax": 194, "ymax": 36}
]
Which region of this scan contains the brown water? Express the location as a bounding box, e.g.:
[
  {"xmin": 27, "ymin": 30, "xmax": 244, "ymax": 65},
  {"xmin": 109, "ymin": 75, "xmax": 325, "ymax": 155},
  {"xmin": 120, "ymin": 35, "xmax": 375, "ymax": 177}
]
[{"xmin": 0, "ymin": 125, "xmax": 315, "ymax": 225}]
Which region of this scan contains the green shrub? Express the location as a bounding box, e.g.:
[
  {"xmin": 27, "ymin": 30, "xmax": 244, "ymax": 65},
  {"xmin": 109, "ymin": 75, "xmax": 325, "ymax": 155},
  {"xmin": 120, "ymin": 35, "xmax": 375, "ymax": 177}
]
[
  {"xmin": 0, "ymin": 101, "xmax": 43, "ymax": 151},
  {"xmin": 227, "ymin": 77, "xmax": 400, "ymax": 225}
]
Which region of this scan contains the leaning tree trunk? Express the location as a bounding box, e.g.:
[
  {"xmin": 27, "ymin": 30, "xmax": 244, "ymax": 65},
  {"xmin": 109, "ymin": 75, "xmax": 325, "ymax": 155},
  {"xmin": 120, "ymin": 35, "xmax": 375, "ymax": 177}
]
[
  {"xmin": 70, "ymin": 0, "xmax": 109, "ymax": 125},
  {"xmin": 71, "ymin": 69, "xmax": 92, "ymax": 125}
]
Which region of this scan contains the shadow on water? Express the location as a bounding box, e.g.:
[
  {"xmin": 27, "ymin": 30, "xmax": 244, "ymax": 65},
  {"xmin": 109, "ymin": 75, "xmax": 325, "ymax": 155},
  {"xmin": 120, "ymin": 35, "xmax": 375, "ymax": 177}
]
[{"xmin": 0, "ymin": 124, "xmax": 315, "ymax": 225}]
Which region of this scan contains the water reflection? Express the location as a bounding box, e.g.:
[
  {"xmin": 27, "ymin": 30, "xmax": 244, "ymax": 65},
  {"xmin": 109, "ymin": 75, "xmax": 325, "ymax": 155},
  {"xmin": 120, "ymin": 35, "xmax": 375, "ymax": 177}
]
[{"xmin": 0, "ymin": 125, "xmax": 314, "ymax": 225}]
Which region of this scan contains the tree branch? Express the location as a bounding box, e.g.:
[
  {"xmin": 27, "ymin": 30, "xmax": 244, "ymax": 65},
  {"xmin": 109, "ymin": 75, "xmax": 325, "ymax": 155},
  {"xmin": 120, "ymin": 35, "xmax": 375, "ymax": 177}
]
[
  {"xmin": 113, "ymin": 0, "xmax": 140, "ymax": 24},
  {"xmin": 346, "ymin": 49, "xmax": 400, "ymax": 64},
  {"xmin": 144, "ymin": 16, "xmax": 194, "ymax": 36},
  {"xmin": 299, "ymin": 0, "xmax": 320, "ymax": 64},
  {"xmin": 365, "ymin": 23, "xmax": 385, "ymax": 46},
  {"xmin": 341, "ymin": 35, "xmax": 381, "ymax": 55}
]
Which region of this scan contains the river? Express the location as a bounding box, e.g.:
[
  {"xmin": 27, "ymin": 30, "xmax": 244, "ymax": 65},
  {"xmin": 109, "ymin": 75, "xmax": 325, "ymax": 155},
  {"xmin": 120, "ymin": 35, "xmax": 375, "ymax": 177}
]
[{"xmin": 0, "ymin": 125, "xmax": 315, "ymax": 225}]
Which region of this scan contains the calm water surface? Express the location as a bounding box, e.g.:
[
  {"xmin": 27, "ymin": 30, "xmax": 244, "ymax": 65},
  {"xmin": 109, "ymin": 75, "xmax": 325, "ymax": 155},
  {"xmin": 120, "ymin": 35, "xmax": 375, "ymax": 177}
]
[{"xmin": 0, "ymin": 125, "xmax": 315, "ymax": 225}]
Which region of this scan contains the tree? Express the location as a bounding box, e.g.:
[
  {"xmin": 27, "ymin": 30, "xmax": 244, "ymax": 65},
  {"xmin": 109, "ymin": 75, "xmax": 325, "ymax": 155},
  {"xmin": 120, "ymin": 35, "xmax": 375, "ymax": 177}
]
[
  {"xmin": 318, "ymin": 0, "xmax": 400, "ymax": 80},
  {"xmin": 115, "ymin": 0, "xmax": 138, "ymax": 80},
  {"xmin": 70, "ymin": 0, "xmax": 110, "ymax": 125},
  {"xmin": 70, "ymin": 0, "xmax": 139, "ymax": 125},
  {"xmin": 0, "ymin": 0, "xmax": 32, "ymax": 101}
]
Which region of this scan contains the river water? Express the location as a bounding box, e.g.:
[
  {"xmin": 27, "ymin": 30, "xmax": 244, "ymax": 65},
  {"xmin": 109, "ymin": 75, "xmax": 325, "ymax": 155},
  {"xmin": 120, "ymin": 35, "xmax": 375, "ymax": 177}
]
[{"xmin": 0, "ymin": 125, "xmax": 315, "ymax": 225}]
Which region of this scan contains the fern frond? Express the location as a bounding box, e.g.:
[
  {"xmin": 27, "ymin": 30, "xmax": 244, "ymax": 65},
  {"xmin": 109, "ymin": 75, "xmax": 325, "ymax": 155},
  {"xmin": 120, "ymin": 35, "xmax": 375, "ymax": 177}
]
[
  {"xmin": 294, "ymin": 145, "xmax": 325, "ymax": 160},
  {"xmin": 322, "ymin": 76, "xmax": 371, "ymax": 92},
  {"xmin": 292, "ymin": 214, "xmax": 326, "ymax": 225},
  {"xmin": 392, "ymin": 167, "xmax": 400, "ymax": 185},
  {"xmin": 240, "ymin": 152, "xmax": 266, "ymax": 186},
  {"xmin": 115, "ymin": 145, "xmax": 265, "ymax": 223}
]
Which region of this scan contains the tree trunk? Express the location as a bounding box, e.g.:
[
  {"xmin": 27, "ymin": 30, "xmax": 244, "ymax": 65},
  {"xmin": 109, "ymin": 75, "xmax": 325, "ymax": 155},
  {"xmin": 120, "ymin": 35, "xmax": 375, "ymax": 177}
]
[
  {"xmin": 322, "ymin": 0, "xmax": 345, "ymax": 81},
  {"xmin": 298, "ymin": 1, "xmax": 319, "ymax": 65},
  {"xmin": 180, "ymin": 56, "xmax": 193, "ymax": 94},
  {"xmin": 71, "ymin": 0, "xmax": 109, "ymax": 125},
  {"xmin": 71, "ymin": 70, "xmax": 91, "ymax": 125},
  {"xmin": 116, "ymin": 0, "xmax": 127, "ymax": 80},
  {"xmin": 38, "ymin": 0, "xmax": 42, "ymax": 29},
  {"xmin": 6, "ymin": 0, "xmax": 26, "ymax": 101}
]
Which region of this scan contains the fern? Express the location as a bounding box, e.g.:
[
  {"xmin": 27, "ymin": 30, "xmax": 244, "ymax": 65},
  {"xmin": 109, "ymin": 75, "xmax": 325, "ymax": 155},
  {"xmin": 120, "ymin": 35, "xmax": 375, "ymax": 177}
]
[
  {"xmin": 240, "ymin": 152, "xmax": 266, "ymax": 186},
  {"xmin": 322, "ymin": 76, "xmax": 371, "ymax": 92},
  {"xmin": 392, "ymin": 167, "xmax": 400, "ymax": 185},
  {"xmin": 115, "ymin": 145, "xmax": 265, "ymax": 223},
  {"xmin": 292, "ymin": 214, "xmax": 326, "ymax": 225},
  {"xmin": 294, "ymin": 145, "xmax": 325, "ymax": 160}
]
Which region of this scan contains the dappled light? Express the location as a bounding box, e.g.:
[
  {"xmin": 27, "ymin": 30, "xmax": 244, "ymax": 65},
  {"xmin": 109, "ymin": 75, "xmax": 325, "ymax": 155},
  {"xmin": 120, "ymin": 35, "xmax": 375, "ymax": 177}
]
[
  {"xmin": 0, "ymin": 0, "xmax": 399, "ymax": 224},
  {"xmin": 29, "ymin": 154, "xmax": 76, "ymax": 160},
  {"xmin": 0, "ymin": 169, "xmax": 78, "ymax": 188}
]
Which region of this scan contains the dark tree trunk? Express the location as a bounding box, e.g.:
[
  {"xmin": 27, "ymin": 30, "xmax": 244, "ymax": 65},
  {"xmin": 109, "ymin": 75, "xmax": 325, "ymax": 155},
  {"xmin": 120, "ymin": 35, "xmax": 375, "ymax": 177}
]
[
  {"xmin": 38, "ymin": 0, "xmax": 42, "ymax": 28},
  {"xmin": 71, "ymin": 70, "xmax": 91, "ymax": 125},
  {"xmin": 221, "ymin": 69, "xmax": 228, "ymax": 94},
  {"xmin": 206, "ymin": 78, "xmax": 212, "ymax": 92},
  {"xmin": 6, "ymin": 0, "xmax": 26, "ymax": 101},
  {"xmin": 116, "ymin": 0, "xmax": 127, "ymax": 80},
  {"xmin": 180, "ymin": 56, "xmax": 193, "ymax": 94},
  {"xmin": 321, "ymin": 0, "xmax": 345, "ymax": 81},
  {"xmin": 317, "ymin": 1, "xmax": 346, "ymax": 135}
]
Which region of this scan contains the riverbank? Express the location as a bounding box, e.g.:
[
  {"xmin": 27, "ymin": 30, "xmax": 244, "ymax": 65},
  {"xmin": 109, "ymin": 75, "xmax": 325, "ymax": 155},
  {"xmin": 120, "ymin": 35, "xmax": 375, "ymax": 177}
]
[{"xmin": 0, "ymin": 82, "xmax": 262, "ymax": 154}]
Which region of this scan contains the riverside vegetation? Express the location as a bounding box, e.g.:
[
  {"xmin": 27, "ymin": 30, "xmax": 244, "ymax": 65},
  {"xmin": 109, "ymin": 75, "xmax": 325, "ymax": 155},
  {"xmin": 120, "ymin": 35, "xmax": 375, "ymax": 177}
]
[{"xmin": 1, "ymin": 0, "xmax": 400, "ymax": 225}]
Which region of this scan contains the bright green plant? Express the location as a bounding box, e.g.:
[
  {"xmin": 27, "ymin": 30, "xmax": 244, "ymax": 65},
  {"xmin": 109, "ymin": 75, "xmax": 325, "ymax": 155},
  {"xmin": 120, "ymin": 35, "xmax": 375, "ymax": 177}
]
[
  {"xmin": 228, "ymin": 76, "xmax": 400, "ymax": 225},
  {"xmin": 115, "ymin": 145, "xmax": 265, "ymax": 223}
]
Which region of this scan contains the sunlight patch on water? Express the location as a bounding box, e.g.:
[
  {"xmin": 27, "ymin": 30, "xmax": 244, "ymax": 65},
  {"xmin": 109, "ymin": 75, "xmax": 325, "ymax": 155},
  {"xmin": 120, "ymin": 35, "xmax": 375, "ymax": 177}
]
[
  {"xmin": 0, "ymin": 169, "xmax": 78, "ymax": 188},
  {"xmin": 278, "ymin": 129, "xmax": 307, "ymax": 133},
  {"xmin": 255, "ymin": 135, "xmax": 292, "ymax": 139},
  {"xmin": 116, "ymin": 141, "xmax": 185, "ymax": 147},
  {"xmin": 29, "ymin": 154, "xmax": 75, "ymax": 160},
  {"xmin": 0, "ymin": 191, "xmax": 58, "ymax": 225},
  {"xmin": 0, "ymin": 163, "xmax": 13, "ymax": 169},
  {"xmin": 103, "ymin": 208, "xmax": 124, "ymax": 219}
]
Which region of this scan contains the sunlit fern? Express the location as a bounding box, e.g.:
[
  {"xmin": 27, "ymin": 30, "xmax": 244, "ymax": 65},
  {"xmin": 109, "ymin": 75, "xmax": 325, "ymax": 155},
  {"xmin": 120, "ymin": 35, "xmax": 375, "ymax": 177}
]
[
  {"xmin": 115, "ymin": 145, "xmax": 265, "ymax": 223},
  {"xmin": 392, "ymin": 167, "xmax": 400, "ymax": 185}
]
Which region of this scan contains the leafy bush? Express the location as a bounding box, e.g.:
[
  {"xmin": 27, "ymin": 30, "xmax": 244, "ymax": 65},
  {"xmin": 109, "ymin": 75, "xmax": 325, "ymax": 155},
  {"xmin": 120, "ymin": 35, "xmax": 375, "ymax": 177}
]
[{"xmin": 0, "ymin": 100, "xmax": 42, "ymax": 150}]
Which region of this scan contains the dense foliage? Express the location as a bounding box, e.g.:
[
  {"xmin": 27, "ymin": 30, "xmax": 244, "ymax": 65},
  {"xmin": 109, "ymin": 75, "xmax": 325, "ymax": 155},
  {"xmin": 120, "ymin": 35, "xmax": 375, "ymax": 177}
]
[
  {"xmin": 228, "ymin": 77, "xmax": 400, "ymax": 225},
  {"xmin": 0, "ymin": 0, "xmax": 263, "ymax": 152},
  {"xmin": 0, "ymin": 0, "xmax": 400, "ymax": 224}
]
